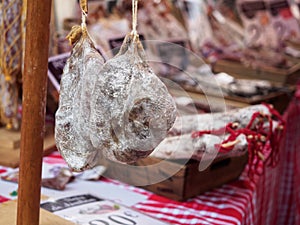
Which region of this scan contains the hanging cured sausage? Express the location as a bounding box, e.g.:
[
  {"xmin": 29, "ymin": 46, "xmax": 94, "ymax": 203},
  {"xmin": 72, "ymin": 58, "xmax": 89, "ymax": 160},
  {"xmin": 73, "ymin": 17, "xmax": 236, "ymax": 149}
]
[
  {"xmin": 55, "ymin": 16, "xmax": 106, "ymax": 171},
  {"xmin": 89, "ymin": 32, "xmax": 177, "ymax": 163}
]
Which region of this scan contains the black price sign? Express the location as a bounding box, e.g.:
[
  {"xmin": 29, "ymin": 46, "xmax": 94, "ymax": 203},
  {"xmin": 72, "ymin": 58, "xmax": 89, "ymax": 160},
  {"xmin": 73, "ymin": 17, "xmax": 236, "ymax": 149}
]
[
  {"xmin": 156, "ymin": 40, "xmax": 189, "ymax": 74},
  {"xmin": 108, "ymin": 34, "xmax": 146, "ymax": 56},
  {"xmin": 48, "ymin": 52, "xmax": 70, "ymax": 84}
]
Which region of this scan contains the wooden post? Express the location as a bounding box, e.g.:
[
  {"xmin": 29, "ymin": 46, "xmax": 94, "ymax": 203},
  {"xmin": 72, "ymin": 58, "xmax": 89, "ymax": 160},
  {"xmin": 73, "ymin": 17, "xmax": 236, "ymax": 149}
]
[{"xmin": 17, "ymin": 1, "xmax": 52, "ymax": 225}]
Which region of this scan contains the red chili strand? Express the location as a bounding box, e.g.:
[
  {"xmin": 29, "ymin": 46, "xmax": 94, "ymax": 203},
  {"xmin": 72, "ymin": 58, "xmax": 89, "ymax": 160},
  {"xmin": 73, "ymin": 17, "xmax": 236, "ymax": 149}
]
[{"xmin": 190, "ymin": 104, "xmax": 285, "ymax": 178}]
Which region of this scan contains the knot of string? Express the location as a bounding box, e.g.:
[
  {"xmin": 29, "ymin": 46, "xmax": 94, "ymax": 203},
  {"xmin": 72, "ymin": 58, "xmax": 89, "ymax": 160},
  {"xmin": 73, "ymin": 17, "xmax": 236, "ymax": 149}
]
[{"xmin": 131, "ymin": 0, "xmax": 138, "ymax": 39}]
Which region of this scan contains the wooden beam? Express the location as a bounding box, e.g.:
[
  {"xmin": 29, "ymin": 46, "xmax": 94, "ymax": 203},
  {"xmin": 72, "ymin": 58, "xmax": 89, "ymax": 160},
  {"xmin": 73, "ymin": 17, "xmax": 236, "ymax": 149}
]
[{"xmin": 17, "ymin": 1, "xmax": 52, "ymax": 225}]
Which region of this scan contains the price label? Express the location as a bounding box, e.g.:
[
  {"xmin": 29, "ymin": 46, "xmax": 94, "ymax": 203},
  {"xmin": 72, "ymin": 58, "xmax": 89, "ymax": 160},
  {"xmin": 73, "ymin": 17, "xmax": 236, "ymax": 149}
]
[{"xmin": 41, "ymin": 194, "xmax": 169, "ymax": 225}]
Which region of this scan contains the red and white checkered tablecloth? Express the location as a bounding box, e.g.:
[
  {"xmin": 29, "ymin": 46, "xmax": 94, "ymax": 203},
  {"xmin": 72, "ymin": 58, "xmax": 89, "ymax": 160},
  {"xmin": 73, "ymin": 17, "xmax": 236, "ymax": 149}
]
[
  {"xmin": 1, "ymin": 94, "xmax": 300, "ymax": 225},
  {"xmin": 0, "ymin": 147, "xmax": 289, "ymax": 225},
  {"xmin": 275, "ymin": 85, "xmax": 300, "ymax": 225}
]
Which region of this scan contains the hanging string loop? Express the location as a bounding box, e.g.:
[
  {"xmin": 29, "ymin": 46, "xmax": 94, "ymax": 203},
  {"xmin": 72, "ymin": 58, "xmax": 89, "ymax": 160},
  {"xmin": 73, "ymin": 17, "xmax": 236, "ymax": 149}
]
[
  {"xmin": 80, "ymin": 0, "xmax": 88, "ymax": 14},
  {"xmin": 131, "ymin": 0, "xmax": 139, "ymax": 40},
  {"xmin": 80, "ymin": 0, "xmax": 88, "ymax": 30}
]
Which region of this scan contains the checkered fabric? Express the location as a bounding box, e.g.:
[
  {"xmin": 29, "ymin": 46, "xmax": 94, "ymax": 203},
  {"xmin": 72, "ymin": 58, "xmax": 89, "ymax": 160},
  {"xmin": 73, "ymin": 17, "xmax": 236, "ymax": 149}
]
[
  {"xmin": 0, "ymin": 149, "xmax": 286, "ymax": 224},
  {"xmin": 275, "ymin": 85, "xmax": 300, "ymax": 225}
]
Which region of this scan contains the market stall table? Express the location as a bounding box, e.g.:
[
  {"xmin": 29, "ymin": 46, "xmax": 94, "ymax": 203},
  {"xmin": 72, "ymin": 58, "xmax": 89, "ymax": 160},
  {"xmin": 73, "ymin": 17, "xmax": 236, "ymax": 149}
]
[{"xmin": 0, "ymin": 138, "xmax": 293, "ymax": 225}]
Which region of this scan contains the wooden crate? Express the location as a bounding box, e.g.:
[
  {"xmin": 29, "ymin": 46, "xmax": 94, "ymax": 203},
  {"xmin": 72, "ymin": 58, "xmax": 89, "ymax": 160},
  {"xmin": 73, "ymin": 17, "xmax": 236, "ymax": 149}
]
[
  {"xmin": 102, "ymin": 152, "xmax": 248, "ymax": 201},
  {"xmin": 169, "ymin": 87, "xmax": 293, "ymax": 114},
  {"xmin": 212, "ymin": 59, "xmax": 300, "ymax": 85},
  {"xmin": 0, "ymin": 128, "xmax": 56, "ymax": 168},
  {"xmin": 0, "ymin": 128, "xmax": 20, "ymax": 149}
]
